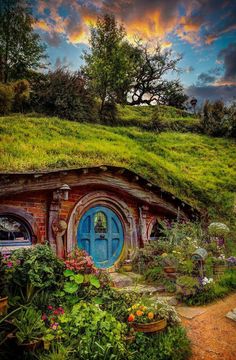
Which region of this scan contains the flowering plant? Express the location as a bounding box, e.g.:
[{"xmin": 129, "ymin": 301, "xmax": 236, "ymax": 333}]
[
  {"xmin": 127, "ymin": 301, "xmax": 180, "ymax": 325},
  {"xmin": 201, "ymin": 277, "xmax": 213, "ymax": 286},
  {"xmin": 64, "ymin": 248, "xmax": 97, "ymax": 274},
  {"xmin": 128, "ymin": 303, "xmax": 160, "ymax": 324},
  {"xmin": 42, "ymin": 305, "xmax": 65, "ymax": 342},
  {"xmin": 226, "ymin": 256, "xmax": 236, "ymax": 265}
]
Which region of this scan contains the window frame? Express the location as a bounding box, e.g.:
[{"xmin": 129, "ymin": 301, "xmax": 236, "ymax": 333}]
[{"xmin": 0, "ymin": 213, "xmax": 32, "ymax": 247}]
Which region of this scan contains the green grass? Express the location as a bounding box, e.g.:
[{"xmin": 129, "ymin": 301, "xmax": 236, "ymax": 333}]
[{"xmin": 0, "ymin": 113, "xmax": 235, "ymax": 229}]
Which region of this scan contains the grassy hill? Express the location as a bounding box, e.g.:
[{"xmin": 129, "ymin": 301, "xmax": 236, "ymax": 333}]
[{"xmin": 0, "ymin": 108, "xmax": 235, "ymax": 237}]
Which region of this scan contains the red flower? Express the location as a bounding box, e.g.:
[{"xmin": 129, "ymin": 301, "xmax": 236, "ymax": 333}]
[
  {"xmin": 41, "ymin": 313, "xmax": 47, "ymax": 321},
  {"xmin": 47, "ymin": 305, "xmax": 53, "ymax": 310}
]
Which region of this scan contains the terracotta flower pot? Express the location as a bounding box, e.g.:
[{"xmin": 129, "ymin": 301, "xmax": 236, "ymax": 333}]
[
  {"xmin": 0, "ymin": 297, "xmax": 8, "ymax": 316},
  {"xmin": 164, "ymin": 266, "xmax": 176, "ymax": 274},
  {"xmin": 131, "ymin": 318, "xmax": 167, "ymax": 333}
]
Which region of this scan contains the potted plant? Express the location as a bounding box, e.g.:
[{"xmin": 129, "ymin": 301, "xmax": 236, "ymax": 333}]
[
  {"xmin": 161, "ymin": 254, "xmax": 178, "ymax": 273},
  {"xmin": 0, "ymin": 253, "xmax": 9, "ymax": 316},
  {"xmin": 127, "ymin": 303, "xmax": 167, "ymax": 333},
  {"xmin": 13, "ymin": 307, "xmax": 46, "ymax": 351},
  {"xmin": 122, "ymin": 259, "xmax": 133, "ymax": 272},
  {"xmin": 212, "ymin": 256, "xmax": 227, "ymax": 275}
]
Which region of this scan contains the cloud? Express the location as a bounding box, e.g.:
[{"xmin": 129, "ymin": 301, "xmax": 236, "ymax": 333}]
[
  {"xmin": 184, "ymin": 66, "xmax": 194, "ymax": 73},
  {"xmin": 54, "ymin": 56, "xmax": 71, "ymax": 68},
  {"xmin": 187, "ymin": 84, "xmax": 236, "ymax": 103},
  {"xmin": 197, "ymin": 73, "xmax": 216, "ymax": 86},
  {"xmin": 43, "ymin": 31, "xmax": 62, "ymax": 47},
  {"xmin": 216, "ymin": 42, "xmax": 236, "ymax": 85},
  {"xmin": 34, "ymin": 0, "xmax": 236, "ymax": 47}
]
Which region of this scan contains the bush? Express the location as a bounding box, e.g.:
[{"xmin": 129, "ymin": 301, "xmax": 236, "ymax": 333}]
[
  {"xmin": 30, "ymin": 68, "xmax": 98, "ymax": 122},
  {"xmin": 57, "ymin": 302, "xmax": 127, "ymax": 360},
  {"xmin": 12, "ymin": 79, "xmax": 30, "ymax": 112},
  {"xmin": 129, "ymin": 326, "xmax": 191, "ymax": 360},
  {"xmin": 0, "ymin": 82, "xmax": 14, "ymax": 114},
  {"xmin": 5, "ymin": 245, "xmax": 64, "ymax": 303},
  {"xmin": 201, "ymin": 100, "xmax": 236, "ymax": 138}
]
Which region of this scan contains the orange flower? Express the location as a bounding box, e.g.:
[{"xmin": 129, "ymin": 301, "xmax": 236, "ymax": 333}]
[
  {"xmin": 128, "ymin": 314, "xmax": 135, "ymax": 322},
  {"xmin": 139, "ymin": 305, "xmax": 147, "ymax": 311},
  {"xmin": 136, "ymin": 310, "xmax": 144, "ymax": 316},
  {"xmin": 148, "ymin": 312, "xmax": 154, "ymax": 320}
]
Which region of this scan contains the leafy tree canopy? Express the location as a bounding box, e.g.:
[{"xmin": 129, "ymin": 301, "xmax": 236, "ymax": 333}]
[{"xmin": 0, "ymin": 0, "xmax": 47, "ymax": 83}]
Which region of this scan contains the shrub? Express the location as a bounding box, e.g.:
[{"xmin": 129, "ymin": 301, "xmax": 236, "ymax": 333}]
[
  {"xmin": 30, "ymin": 68, "xmax": 98, "ymax": 122},
  {"xmin": 12, "ymin": 79, "xmax": 30, "ymax": 112},
  {"xmin": 0, "ymin": 82, "xmax": 14, "ymax": 114},
  {"xmin": 6, "ymin": 245, "xmax": 64, "ymax": 303},
  {"xmin": 129, "ymin": 326, "xmax": 191, "ymax": 360},
  {"xmin": 58, "ymin": 302, "xmax": 127, "ymax": 360}
]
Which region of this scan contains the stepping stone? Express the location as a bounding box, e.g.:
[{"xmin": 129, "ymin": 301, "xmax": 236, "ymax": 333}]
[
  {"xmin": 110, "ymin": 272, "xmax": 143, "ymax": 288},
  {"xmin": 226, "ymin": 308, "xmax": 236, "ymax": 322},
  {"xmin": 115, "ymin": 284, "xmax": 161, "ymax": 296},
  {"xmin": 151, "ymin": 294, "xmax": 179, "ymax": 306},
  {"xmin": 177, "ymin": 306, "xmax": 207, "ymax": 319}
]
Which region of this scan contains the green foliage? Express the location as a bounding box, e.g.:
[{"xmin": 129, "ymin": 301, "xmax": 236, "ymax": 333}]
[
  {"xmin": 201, "ymin": 100, "xmax": 236, "ymax": 138},
  {"xmin": 5, "ymin": 245, "xmax": 64, "ymax": 305},
  {"xmin": 0, "ymin": 83, "xmax": 14, "ymax": 114},
  {"xmin": 176, "ymin": 276, "xmax": 199, "ymax": 296},
  {"xmin": 83, "ymin": 14, "xmax": 139, "ymax": 114},
  {"xmin": 13, "ymin": 306, "xmax": 46, "ymax": 344},
  {"xmin": 30, "ymin": 68, "xmax": 97, "ymax": 122},
  {"xmin": 0, "ymin": 0, "xmax": 46, "ymax": 82},
  {"xmin": 12, "ymin": 79, "xmax": 30, "ymax": 112},
  {"xmin": 218, "ymin": 269, "xmax": 236, "ymax": 289},
  {"xmin": 129, "ymin": 326, "xmax": 191, "ymax": 360},
  {"xmin": 62, "ymin": 269, "xmax": 100, "ymax": 295},
  {"xmin": 59, "ymin": 302, "xmax": 127, "ymax": 360}
]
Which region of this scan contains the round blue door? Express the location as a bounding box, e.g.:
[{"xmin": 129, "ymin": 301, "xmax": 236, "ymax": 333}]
[{"xmin": 77, "ymin": 206, "xmax": 124, "ymax": 268}]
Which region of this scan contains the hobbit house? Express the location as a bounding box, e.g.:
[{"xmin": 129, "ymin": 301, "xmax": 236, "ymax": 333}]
[{"xmin": 0, "ymin": 166, "xmax": 199, "ymax": 269}]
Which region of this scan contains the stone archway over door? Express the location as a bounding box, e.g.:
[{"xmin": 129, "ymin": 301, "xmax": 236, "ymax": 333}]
[{"xmin": 67, "ymin": 191, "xmax": 138, "ymax": 267}]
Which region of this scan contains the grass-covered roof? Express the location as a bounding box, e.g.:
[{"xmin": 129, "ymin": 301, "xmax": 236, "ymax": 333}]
[{"xmin": 0, "ymin": 107, "xmax": 235, "ymax": 226}]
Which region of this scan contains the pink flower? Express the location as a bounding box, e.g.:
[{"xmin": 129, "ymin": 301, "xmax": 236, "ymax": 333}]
[
  {"xmin": 47, "ymin": 305, "xmax": 53, "ymax": 310},
  {"xmin": 51, "ymin": 322, "xmax": 59, "ymax": 330},
  {"xmin": 42, "ymin": 313, "xmax": 47, "ymax": 321},
  {"xmin": 7, "ymin": 261, "xmax": 13, "ymax": 268}
]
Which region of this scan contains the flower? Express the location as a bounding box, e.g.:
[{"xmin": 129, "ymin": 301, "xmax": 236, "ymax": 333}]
[
  {"xmin": 128, "ymin": 314, "xmax": 135, "ymax": 322},
  {"xmin": 47, "ymin": 305, "xmax": 53, "ymax": 310},
  {"xmin": 201, "ymin": 277, "xmax": 214, "ymax": 286},
  {"xmin": 41, "ymin": 313, "xmax": 47, "ymax": 321},
  {"xmin": 136, "ymin": 310, "xmax": 144, "ymax": 316},
  {"xmin": 6, "ymin": 261, "xmax": 13, "ymax": 268},
  {"xmin": 148, "ymin": 312, "xmax": 154, "ymax": 320},
  {"xmin": 50, "ymin": 322, "xmax": 59, "ymax": 330}
]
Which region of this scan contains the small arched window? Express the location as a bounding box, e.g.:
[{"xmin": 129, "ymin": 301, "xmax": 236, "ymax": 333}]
[
  {"xmin": 94, "ymin": 212, "xmax": 107, "ymax": 233},
  {"xmin": 149, "ymin": 219, "xmax": 164, "ymax": 241},
  {"xmin": 0, "ymin": 215, "xmax": 32, "ymax": 247}
]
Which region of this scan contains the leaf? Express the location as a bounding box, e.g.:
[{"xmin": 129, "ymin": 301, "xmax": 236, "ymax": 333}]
[
  {"xmin": 63, "ymin": 282, "xmax": 78, "ymax": 294},
  {"xmin": 93, "ymin": 297, "xmax": 103, "ymax": 305},
  {"xmin": 63, "ymin": 269, "xmax": 74, "ymax": 277},
  {"xmin": 74, "ymin": 273, "xmax": 84, "ymax": 284},
  {"xmin": 89, "ymin": 275, "xmax": 100, "ymax": 289}
]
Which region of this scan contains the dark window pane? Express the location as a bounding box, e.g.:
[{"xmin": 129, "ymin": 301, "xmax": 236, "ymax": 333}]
[
  {"xmin": 0, "ymin": 216, "xmax": 31, "ymax": 245},
  {"xmin": 94, "ymin": 212, "xmax": 107, "ymax": 233}
]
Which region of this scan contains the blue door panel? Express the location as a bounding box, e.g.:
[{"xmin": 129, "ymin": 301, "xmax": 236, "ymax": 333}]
[{"xmin": 77, "ymin": 206, "xmax": 124, "ymax": 268}]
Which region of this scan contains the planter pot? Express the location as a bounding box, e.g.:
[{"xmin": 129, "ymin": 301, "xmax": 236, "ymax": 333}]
[
  {"xmin": 213, "ymin": 264, "xmax": 227, "ymax": 275},
  {"xmin": 125, "ymin": 335, "xmax": 136, "ymax": 344},
  {"xmin": 131, "ymin": 318, "xmax": 167, "ymax": 333},
  {"xmin": 123, "ymin": 264, "xmax": 133, "ymax": 272},
  {"xmin": 18, "ymin": 339, "xmax": 42, "ymax": 352},
  {"xmin": 0, "ymin": 297, "xmax": 8, "ymax": 316},
  {"xmin": 164, "ymin": 266, "xmax": 176, "ymax": 274}
]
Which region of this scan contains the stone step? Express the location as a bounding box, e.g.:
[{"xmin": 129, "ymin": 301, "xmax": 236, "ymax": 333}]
[
  {"xmin": 114, "ymin": 284, "xmax": 161, "ymax": 296},
  {"xmin": 110, "ymin": 272, "xmax": 143, "ymax": 288}
]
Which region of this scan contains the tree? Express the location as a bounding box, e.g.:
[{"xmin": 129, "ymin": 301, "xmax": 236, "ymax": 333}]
[
  {"xmin": 82, "ymin": 14, "xmax": 139, "ymax": 115},
  {"xmin": 0, "ymin": 0, "xmax": 47, "ymax": 83},
  {"xmin": 128, "ymin": 42, "xmax": 183, "ymax": 106}
]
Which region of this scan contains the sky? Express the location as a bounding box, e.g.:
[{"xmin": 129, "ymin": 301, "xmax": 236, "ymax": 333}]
[{"xmin": 33, "ymin": 0, "xmax": 236, "ymax": 103}]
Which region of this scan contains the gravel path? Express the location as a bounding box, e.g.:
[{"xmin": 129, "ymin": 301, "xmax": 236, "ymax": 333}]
[{"xmin": 180, "ymin": 293, "xmax": 236, "ymax": 360}]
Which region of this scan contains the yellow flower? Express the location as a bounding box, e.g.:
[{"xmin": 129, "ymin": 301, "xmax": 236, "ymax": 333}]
[
  {"xmin": 139, "ymin": 305, "xmax": 147, "ymax": 311},
  {"xmin": 132, "ymin": 304, "xmax": 138, "ymax": 310},
  {"xmin": 161, "ymin": 253, "xmax": 168, "ymax": 257}
]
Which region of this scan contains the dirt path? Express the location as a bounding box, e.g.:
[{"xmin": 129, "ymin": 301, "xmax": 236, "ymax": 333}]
[{"xmin": 179, "ymin": 293, "xmax": 236, "ymax": 360}]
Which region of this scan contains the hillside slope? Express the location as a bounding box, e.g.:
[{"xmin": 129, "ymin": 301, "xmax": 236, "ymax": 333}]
[{"xmin": 0, "ymin": 114, "xmax": 235, "ymax": 225}]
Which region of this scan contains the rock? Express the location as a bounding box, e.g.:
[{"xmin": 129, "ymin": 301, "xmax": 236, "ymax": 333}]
[
  {"xmin": 226, "ymin": 308, "xmax": 236, "ymax": 322},
  {"xmin": 168, "ymin": 296, "xmax": 178, "ymax": 306},
  {"xmin": 177, "ymin": 306, "xmax": 207, "ymax": 319}
]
